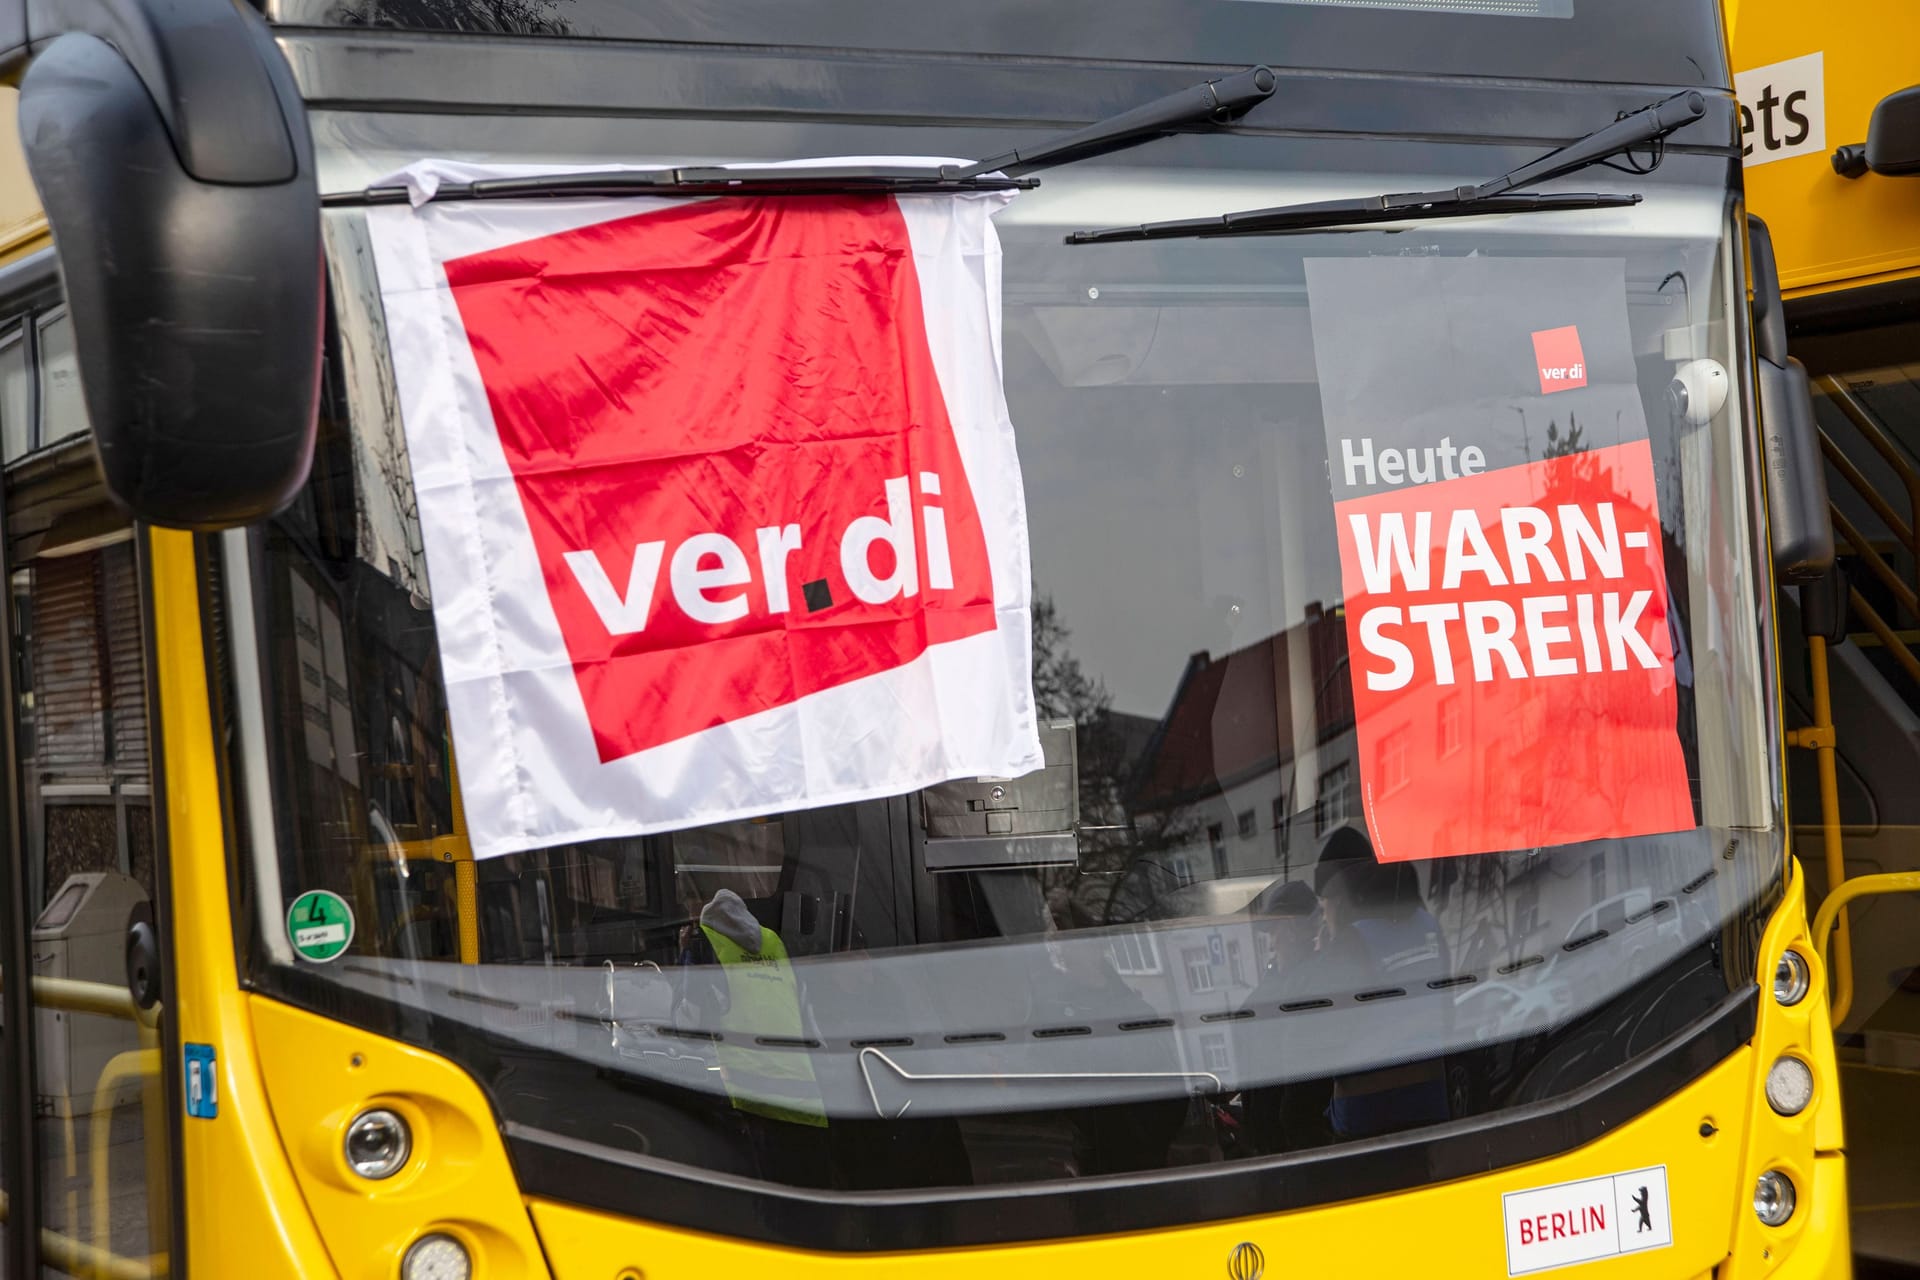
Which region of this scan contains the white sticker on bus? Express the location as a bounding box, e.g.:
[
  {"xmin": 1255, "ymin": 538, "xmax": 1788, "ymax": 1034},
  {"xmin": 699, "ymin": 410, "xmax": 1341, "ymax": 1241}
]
[
  {"xmin": 1736, "ymin": 52, "xmax": 1825, "ymax": 167},
  {"xmin": 1502, "ymin": 1165, "xmax": 1672, "ymax": 1275},
  {"xmin": 294, "ymin": 924, "xmax": 348, "ymax": 949}
]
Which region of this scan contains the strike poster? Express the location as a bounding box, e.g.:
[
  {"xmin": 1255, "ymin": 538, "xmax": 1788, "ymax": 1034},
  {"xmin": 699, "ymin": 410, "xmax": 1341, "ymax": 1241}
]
[
  {"xmin": 1305, "ymin": 257, "xmax": 1694, "ymax": 862},
  {"xmin": 367, "ymin": 160, "xmax": 1042, "ymax": 858}
]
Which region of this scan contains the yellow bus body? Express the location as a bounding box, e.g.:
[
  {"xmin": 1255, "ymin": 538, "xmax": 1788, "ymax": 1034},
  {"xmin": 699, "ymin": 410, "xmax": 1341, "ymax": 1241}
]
[
  {"xmin": 0, "ymin": 14, "xmax": 1872, "ymax": 1271},
  {"xmin": 1732, "ymin": 0, "xmax": 1920, "ymax": 299},
  {"xmin": 152, "ymin": 526, "xmax": 1841, "ymax": 1278}
]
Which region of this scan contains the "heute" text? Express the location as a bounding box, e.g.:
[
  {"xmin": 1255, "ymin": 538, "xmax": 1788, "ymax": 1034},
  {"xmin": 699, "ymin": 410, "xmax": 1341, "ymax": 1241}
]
[{"xmin": 1341, "ymin": 435, "xmax": 1488, "ymax": 488}]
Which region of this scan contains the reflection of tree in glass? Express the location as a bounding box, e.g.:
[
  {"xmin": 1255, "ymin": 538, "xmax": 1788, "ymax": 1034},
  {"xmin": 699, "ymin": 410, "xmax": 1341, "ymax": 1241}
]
[
  {"xmin": 1540, "ymin": 412, "xmax": 1616, "ymax": 500},
  {"xmin": 331, "ymin": 0, "xmax": 573, "ymax": 33},
  {"xmin": 1032, "ymin": 595, "xmax": 1117, "ymax": 923},
  {"xmin": 1543, "ymin": 415, "xmax": 1587, "ymax": 459},
  {"xmin": 1029, "ymin": 595, "xmax": 1166, "ymax": 927},
  {"xmin": 1031, "ymin": 594, "xmax": 1108, "ymax": 730}
]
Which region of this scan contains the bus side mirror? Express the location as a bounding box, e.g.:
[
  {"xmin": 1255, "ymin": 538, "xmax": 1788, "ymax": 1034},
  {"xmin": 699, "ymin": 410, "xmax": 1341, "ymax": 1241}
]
[
  {"xmin": 1748, "ymin": 215, "xmax": 1834, "ymax": 584},
  {"xmin": 1832, "ymin": 85, "xmax": 1920, "ymax": 179},
  {"xmin": 3, "ymin": 0, "xmax": 322, "ymax": 529}
]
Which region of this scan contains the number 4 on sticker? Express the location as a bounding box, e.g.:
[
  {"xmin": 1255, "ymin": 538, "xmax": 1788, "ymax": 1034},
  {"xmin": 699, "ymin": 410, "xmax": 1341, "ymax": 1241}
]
[{"xmin": 286, "ymin": 889, "xmax": 355, "ymax": 964}]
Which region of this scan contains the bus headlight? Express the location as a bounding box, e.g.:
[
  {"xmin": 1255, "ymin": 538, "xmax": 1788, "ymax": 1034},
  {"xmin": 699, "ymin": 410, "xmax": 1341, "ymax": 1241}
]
[
  {"xmin": 344, "ymin": 1107, "xmax": 412, "ymax": 1180},
  {"xmin": 1753, "ymin": 1170, "xmax": 1797, "ymax": 1226},
  {"xmin": 402, "ymin": 1233, "xmax": 472, "ymax": 1280},
  {"xmin": 1773, "ymin": 951, "xmax": 1811, "ymax": 1006},
  {"xmin": 1765, "ymin": 1056, "xmax": 1815, "ymax": 1116}
]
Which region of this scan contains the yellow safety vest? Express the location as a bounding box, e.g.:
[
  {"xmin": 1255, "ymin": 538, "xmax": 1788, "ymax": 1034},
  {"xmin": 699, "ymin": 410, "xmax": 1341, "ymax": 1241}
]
[{"xmin": 700, "ymin": 923, "xmax": 827, "ymax": 1128}]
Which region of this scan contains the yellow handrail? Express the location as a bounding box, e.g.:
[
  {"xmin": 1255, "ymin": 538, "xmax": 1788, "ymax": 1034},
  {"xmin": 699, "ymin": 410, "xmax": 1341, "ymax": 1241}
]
[
  {"xmin": 1846, "ymin": 586, "xmax": 1920, "ymax": 688},
  {"xmin": 1797, "ymin": 635, "xmax": 1854, "ymax": 1024},
  {"xmin": 1819, "ymin": 375, "xmax": 1920, "ymax": 607},
  {"xmin": 1818, "ymin": 377, "xmax": 1920, "ymax": 503},
  {"xmin": 1817, "ymin": 377, "xmax": 1920, "ymax": 498},
  {"xmin": 1786, "ymin": 574, "xmax": 1920, "ymax": 1026},
  {"xmin": 1798, "ymin": 380, "xmax": 1920, "ymax": 1028},
  {"xmin": 0, "ymin": 1188, "xmax": 167, "ymax": 1279},
  {"xmin": 454, "ymin": 858, "xmax": 479, "ymax": 964},
  {"xmin": 13, "ymin": 973, "xmax": 166, "ymax": 1254},
  {"xmin": 12, "ymin": 975, "xmax": 162, "ymax": 1029},
  {"xmin": 449, "ymin": 751, "xmax": 480, "ymax": 964},
  {"xmin": 47, "ymin": 1232, "xmax": 164, "ymax": 1280},
  {"xmin": 1832, "ymin": 509, "xmax": 1919, "ymax": 617},
  {"xmin": 89, "ymin": 1048, "xmax": 162, "ymax": 1267},
  {"xmin": 0, "ymin": 975, "xmax": 167, "ymax": 1273},
  {"xmin": 1819, "ymin": 427, "xmax": 1915, "ymax": 548},
  {"xmin": 1812, "ymin": 871, "xmax": 1920, "ymax": 984}
]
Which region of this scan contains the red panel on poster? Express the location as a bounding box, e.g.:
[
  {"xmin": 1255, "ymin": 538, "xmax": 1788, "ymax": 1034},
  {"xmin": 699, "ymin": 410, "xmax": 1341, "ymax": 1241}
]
[{"xmin": 1335, "ymin": 439, "xmax": 1693, "ymax": 861}]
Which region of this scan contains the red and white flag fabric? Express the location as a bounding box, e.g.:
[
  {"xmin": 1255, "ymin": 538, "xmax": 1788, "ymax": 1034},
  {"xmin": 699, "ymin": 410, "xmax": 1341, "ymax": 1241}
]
[{"xmin": 366, "ymin": 160, "xmax": 1042, "ymax": 858}]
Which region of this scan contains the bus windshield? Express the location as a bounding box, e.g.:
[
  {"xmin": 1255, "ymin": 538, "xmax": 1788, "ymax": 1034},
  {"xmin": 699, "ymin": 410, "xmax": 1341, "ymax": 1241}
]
[{"xmin": 230, "ymin": 125, "xmax": 1782, "ymax": 1196}]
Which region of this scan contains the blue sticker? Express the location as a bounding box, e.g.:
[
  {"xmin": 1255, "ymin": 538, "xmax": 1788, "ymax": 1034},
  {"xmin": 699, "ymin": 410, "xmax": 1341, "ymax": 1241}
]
[{"xmin": 184, "ymin": 1043, "xmax": 217, "ymax": 1119}]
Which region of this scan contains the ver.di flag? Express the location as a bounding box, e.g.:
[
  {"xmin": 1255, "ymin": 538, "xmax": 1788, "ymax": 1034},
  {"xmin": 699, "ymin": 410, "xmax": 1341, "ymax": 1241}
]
[
  {"xmin": 1305, "ymin": 256, "xmax": 1696, "ymax": 862},
  {"xmin": 366, "ymin": 160, "xmax": 1043, "ymax": 858}
]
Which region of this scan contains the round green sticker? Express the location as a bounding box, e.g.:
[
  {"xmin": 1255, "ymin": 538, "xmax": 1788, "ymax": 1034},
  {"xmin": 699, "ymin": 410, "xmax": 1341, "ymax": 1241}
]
[{"xmin": 287, "ymin": 890, "xmax": 355, "ymax": 963}]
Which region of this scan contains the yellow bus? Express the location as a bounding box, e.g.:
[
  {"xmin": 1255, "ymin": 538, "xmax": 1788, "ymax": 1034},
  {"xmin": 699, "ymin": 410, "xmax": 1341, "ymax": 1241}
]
[
  {"xmin": 1733, "ymin": 2, "xmax": 1920, "ymax": 1275},
  {"xmin": 0, "ymin": 0, "xmax": 1870, "ymax": 1276}
]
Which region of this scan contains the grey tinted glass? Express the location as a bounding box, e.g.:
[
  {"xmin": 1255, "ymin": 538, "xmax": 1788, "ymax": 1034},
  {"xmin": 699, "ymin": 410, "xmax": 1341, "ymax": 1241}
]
[
  {"xmin": 36, "ymin": 312, "xmax": 86, "ymax": 447},
  {"xmin": 239, "ymin": 122, "xmax": 1782, "ymax": 1194},
  {"xmin": 0, "ymin": 332, "xmax": 27, "ymax": 461}
]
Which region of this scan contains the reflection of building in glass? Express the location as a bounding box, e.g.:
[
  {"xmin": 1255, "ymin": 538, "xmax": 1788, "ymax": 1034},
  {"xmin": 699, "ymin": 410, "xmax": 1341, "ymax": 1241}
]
[
  {"xmin": 1110, "ymin": 599, "xmax": 1655, "ymax": 1019},
  {"xmin": 1125, "ymin": 605, "xmax": 1356, "ymax": 905}
]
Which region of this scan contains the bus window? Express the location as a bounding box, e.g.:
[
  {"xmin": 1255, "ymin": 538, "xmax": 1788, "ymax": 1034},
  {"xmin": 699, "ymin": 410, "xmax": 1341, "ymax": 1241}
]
[
  {"xmin": 223, "ymin": 117, "xmax": 1782, "ymax": 1204},
  {"xmin": 32, "ymin": 311, "xmax": 86, "ymax": 451},
  {"xmin": 3, "ymin": 428, "xmax": 170, "ymax": 1275},
  {"xmin": 0, "ymin": 329, "xmax": 26, "ymax": 462}
]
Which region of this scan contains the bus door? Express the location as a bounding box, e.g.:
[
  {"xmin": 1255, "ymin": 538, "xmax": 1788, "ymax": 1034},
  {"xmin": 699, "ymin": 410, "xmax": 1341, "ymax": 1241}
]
[
  {"xmin": 0, "ymin": 262, "xmax": 177, "ymax": 1278},
  {"xmin": 1780, "ymin": 330, "xmax": 1920, "ymax": 1278},
  {"xmin": 1732, "ymin": 6, "xmax": 1920, "ymax": 1265}
]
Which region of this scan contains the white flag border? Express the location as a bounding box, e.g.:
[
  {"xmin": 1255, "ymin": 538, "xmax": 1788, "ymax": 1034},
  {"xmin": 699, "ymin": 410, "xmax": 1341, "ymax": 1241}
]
[{"xmin": 364, "ymin": 158, "xmax": 1043, "ymax": 858}]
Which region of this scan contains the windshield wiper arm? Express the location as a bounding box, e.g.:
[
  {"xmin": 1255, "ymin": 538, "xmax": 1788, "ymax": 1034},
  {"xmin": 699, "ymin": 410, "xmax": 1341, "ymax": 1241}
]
[
  {"xmin": 326, "ymin": 66, "xmax": 1277, "ymax": 208},
  {"xmin": 328, "ymin": 165, "xmax": 1042, "ymax": 208},
  {"xmin": 944, "ymin": 64, "xmax": 1277, "ymax": 180},
  {"xmin": 1067, "ymin": 190, "xmax": 1643, "ymax": 243},
  {"xmin": 1065, "ymin": 89, "xmax": 1707, "ymax": 245}
]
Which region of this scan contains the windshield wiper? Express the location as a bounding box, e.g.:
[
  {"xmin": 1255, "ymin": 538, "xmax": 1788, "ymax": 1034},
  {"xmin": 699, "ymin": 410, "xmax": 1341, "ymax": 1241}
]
[
  {"xmin": 324, "ymin": 66, "xmax": 1277, "ymax": 208},
  {"xmin": 1064, "ymin": 89, "xmax": 1707, "ymax": 244},
  {"xmin": 941, "ymin": 64, "xmax": 1276, "ymax": 180}
]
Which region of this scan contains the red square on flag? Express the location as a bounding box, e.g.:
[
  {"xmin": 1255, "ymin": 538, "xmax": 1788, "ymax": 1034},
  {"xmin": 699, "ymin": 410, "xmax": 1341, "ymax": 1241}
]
[
  {"xmin": 441, "ymin": 195, "xmax": 1000, "ymax": 763},
  {"xmin": 366, "ymin": 166, "xmax": 1045, "ymax": 856},
  {"xmin": 1532, "ymin": 325, "xmax": 1587, "ymax": 394}
]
